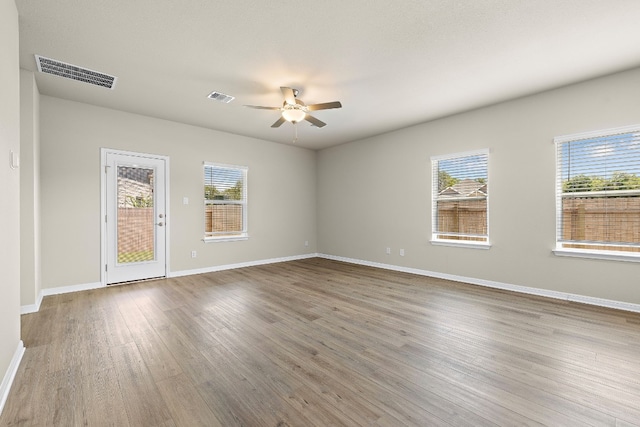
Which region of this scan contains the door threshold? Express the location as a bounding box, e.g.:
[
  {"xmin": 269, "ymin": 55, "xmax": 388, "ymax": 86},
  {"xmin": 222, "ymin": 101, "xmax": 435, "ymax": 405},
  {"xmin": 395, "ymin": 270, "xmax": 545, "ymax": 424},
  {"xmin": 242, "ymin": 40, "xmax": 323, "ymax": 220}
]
[{"xmin": 107, "ymin": 276, "xmax": 166, "ymax": 286}]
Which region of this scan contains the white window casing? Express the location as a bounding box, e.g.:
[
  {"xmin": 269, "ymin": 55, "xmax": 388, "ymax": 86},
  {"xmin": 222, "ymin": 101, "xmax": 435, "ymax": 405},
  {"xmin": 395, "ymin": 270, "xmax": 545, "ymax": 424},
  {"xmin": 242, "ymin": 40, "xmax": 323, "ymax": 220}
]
[{"xmin": 554, "ymin": 124, "xmax": 640, "ymax": 262}]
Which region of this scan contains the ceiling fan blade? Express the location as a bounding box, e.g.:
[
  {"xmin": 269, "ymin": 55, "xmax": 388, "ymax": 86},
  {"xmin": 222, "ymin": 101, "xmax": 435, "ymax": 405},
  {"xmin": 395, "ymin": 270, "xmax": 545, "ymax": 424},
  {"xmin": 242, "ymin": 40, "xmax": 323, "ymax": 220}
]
[
  {"xmin": 305, "ymin": 114, "xmax": 327, "ymax": 128},
  {"xmin": 271, "ymin": 116, "xmax": 286, "ymax": 128},
  {"xmin": 244, "ymin": 105, "xmax": 281, "ymax": 110},
  {"xmin": 306, "ymin": 101, "xmax": 342, "ymax": 111},
  {"xmin": 280, "ymin": 87, "xmax": 296, "ymax": 105}
]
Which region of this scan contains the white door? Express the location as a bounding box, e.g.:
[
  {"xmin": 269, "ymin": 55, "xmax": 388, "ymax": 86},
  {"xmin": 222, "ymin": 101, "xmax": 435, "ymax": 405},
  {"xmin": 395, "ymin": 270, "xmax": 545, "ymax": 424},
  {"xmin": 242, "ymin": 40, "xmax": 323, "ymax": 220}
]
[{"xmin": 104, "ymin": 151, "xmax": 167, "ymax": 284}]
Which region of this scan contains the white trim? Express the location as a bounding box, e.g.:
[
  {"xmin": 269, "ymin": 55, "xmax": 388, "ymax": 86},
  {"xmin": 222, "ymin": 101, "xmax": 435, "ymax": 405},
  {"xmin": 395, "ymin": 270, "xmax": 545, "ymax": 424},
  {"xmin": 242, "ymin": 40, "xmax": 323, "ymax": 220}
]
[
  {"xmin": 100, "ymin": 148, "xmax": 171, "ymax": 286},
  {"xmin": 553, "ymin": 248, "xmax": 640, "ymax": 263},
  {"xmin": 100, "ymin": 149, "xmax": 106, "ymax": 286},
  {"xmin": 553, "ymin": 124, "xmax": 640, "ymax": 144},
  {"xmin": 20, "ymin": 290, "xmax": 44, "ymax": 315},
  {"xmin": 430, "ymin": 148, "xmax": 490, "ymax": 162},
  {"xmin": 554, "ymin": 138, "xmax": 564, "ymax": 246},
  {"xmin": 318, "ymin": 254, "xmax": 640, "ymax": 314},
  {"xmin": 0, "ymin": 341, "xmax": 25, "ymax": 416},
  {"xmin": 203, "ymin": 161, "xmax": 248, "ymax": 171},
  {"xmin": 203, "ymin": 235, "xmax": 249, "ymax": 243},
  {"xmin": 164, "ymin": 156, "xmax": 171, "ymax": 281},
  {"xmin": 429, "ymin": 239, "xmax": 491, "ymax": 250},
  {"xmin": 41, "ymin": 281, "xmax": 104, "ymax": 297},
  {"xmin": 168, "ymin": 253, "xmax": 318, "ymax": 278},
  {"xmin": 560, "ymin": 188, "xmax": 640, "ymax": 198}
]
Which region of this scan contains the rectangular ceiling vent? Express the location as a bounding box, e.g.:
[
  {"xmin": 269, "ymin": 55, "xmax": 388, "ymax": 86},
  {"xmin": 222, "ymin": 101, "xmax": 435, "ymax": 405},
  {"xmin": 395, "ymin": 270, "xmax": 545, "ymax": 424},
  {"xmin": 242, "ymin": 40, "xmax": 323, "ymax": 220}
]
[
  {"xmin": 35, "ymin": 55, "xmax": 117, "ymax": 89},
  {"xmin": 207, "ymin": 91, "xmax": 235, "ymax": 103}
]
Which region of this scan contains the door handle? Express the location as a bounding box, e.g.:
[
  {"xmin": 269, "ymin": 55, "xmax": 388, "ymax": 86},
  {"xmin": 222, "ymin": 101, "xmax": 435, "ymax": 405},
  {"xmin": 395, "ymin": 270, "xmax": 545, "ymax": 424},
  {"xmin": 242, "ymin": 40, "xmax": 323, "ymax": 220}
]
[{"xmin": 157, "ymin": 222, "xmax": 164, "ymax": 226}]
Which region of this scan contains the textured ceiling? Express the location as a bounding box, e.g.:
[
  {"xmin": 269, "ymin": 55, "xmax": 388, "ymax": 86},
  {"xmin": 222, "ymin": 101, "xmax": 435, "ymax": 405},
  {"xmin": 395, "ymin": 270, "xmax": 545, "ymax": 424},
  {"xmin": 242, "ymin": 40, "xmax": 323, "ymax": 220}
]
[{"xmin": 15, "ymin": 0, "xmax": 640, "ymax": 150}]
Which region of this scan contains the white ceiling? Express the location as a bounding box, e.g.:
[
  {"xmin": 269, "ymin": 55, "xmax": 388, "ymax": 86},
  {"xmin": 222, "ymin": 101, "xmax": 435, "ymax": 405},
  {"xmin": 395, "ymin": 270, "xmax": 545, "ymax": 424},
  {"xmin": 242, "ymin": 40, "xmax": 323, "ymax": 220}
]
[{"xmin": 15, "ymin": 0, "xmax": 640, "ymax": 150}]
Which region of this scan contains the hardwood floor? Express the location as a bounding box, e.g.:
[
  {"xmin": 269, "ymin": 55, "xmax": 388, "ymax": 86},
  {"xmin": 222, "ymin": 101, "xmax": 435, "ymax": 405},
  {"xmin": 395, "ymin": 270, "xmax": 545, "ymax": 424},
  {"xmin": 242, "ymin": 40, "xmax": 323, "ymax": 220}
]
[{"xmin": 2, "ymin": 257, "xmax": 640, "ymax": 426}]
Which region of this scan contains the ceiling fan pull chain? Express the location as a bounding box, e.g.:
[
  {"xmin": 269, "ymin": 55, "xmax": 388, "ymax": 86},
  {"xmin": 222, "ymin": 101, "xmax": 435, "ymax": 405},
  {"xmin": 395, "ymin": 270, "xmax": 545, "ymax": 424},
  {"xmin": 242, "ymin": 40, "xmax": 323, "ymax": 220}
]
[{"xmin": 293, "ymin": 122, "xmax": 299, "ymax": 144}]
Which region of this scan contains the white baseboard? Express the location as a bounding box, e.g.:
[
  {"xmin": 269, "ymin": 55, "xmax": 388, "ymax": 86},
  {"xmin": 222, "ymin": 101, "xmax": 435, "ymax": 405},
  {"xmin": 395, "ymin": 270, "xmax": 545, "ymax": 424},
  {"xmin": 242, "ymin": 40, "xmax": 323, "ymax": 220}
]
[
  {"xmin": 169, "ymin": 253, "xmax": 319, "ymax": 278},
  {"xmin": 23, "ymin": 252, "xmax": 640, "ymax": 315},
  {"xmin": 318, "ymin": 253, "xmax": 640, "ymax": 314},
  {"xmin": 42, "ymin": 281, "xmax": 105, "ymax": 297},
  {"xmin": 0, "ymin": 341, "xmax": 25, "ymax": 417},
  {"xmin": 41, "ymin": 281, "xmax": 104, "ymax": 299},
  {"xmin": 21, "ymin": 282, "xmax": 104, "ymax": 313},
  {"xmin": 21, "ymin": 255, "xmax": 320, "ymax": 314},
  {"xmin": 20, "ymin": 290, "xmax": 43, "ymax": 315}
]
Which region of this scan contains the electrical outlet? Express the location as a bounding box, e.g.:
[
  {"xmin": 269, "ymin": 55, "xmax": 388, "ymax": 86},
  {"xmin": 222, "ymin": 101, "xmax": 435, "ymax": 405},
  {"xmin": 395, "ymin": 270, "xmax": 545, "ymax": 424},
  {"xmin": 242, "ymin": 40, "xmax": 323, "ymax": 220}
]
[
  {"xmin": 386, "ymin": 247, "xmax": 391, "ymax": 255},
  {"xmin": 400, "ymin": 249, "xmax": 405, "ymax": 256},
  {"xmin": 304, "ymin": 240, "xmax": 309, "ymax": 247},
  {"xmin": 183, "ymin": 197, "xmax": 189, "ymax": 205},
  {"xmin": 191, "ymin": 250, "xmax": 197, "ymax": 258}
]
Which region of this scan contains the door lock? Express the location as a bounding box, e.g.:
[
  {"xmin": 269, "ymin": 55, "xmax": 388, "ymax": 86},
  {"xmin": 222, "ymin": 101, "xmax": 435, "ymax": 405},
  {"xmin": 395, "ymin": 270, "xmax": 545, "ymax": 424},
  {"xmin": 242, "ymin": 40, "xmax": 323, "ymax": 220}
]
[{"xmin": 157, "ymin": 222, "xmax": 164, "ymax": 226}]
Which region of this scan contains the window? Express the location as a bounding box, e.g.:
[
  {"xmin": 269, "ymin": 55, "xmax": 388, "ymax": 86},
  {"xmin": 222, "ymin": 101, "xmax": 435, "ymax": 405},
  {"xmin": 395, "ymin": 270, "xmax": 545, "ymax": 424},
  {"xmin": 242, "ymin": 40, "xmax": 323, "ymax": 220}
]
[
  {"xmin": 555, "ymin": 125, "xmax": 640, "ymax": 260},
  {"xmin": 204, "ymin": 162, "xmax": 248, "ymax": 241},
  {"xmin": 431, "ymin": 149, "xmax": 489, "ymax": 247}
]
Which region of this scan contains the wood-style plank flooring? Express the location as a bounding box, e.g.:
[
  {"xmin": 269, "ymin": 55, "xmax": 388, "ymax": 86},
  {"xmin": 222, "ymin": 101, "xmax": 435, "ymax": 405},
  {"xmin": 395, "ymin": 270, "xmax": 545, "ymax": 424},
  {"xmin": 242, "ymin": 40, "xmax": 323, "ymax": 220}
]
[{"xmin": 2, "ymin": 258, "xmax": 640, "ymax": 426}]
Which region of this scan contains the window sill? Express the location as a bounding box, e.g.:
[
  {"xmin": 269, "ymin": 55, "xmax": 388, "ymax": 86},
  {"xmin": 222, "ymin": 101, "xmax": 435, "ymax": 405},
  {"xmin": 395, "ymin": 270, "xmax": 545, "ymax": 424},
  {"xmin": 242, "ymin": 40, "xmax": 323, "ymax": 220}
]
[
  {"xmin": 203, "ymin": 235, "xmax": 249, "ymax": 243},
  {"xmin": 553, "ymin": 248, "xmax": 640, "ymax": 263},
  {"xmin": 430, "ymin": 239, "xmax": 491, "ymax": 250}
]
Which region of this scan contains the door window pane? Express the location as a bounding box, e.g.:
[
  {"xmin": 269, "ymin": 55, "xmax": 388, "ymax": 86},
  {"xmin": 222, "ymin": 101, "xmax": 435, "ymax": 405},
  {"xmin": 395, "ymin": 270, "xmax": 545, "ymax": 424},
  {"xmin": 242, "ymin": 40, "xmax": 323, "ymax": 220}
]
[{"xmin": 117, "ymin": 166, "xmax": 155, "ymax": 263}]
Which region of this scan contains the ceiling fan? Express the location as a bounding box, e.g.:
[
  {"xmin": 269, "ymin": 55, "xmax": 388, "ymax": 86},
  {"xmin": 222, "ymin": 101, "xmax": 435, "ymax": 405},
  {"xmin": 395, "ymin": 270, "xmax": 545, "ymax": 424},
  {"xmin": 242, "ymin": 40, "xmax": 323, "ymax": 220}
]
[{"xmin": 245, "ymin": 86, "xmax": 342, "ymax": 128}]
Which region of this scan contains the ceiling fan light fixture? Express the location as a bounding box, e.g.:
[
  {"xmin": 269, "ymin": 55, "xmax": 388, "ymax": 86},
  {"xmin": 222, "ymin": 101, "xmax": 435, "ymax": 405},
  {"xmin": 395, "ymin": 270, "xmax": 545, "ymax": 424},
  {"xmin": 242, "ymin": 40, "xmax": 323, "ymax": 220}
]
[
  {"xmin": 282, "ymin": 108, "xmax": 306, "ymax": 123},
  {"xmin": 245, "ymin": 86, "xmax": 341, "ymax": 130}
]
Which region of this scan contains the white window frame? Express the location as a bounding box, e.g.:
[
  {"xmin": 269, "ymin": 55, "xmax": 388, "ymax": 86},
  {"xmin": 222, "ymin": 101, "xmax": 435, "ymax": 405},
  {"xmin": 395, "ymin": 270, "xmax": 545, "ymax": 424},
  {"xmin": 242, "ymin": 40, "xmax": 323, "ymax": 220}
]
[
  {"xmin": 553, "ymin": 124, "xmax": 640, "ymax": 262},
  {"xmin": 430, "ymin": 149, "xmax": 490, "ymax": 249},
  {"xmin": 203, "ymin": 162, "xmax": 248, "ymax": 242}
]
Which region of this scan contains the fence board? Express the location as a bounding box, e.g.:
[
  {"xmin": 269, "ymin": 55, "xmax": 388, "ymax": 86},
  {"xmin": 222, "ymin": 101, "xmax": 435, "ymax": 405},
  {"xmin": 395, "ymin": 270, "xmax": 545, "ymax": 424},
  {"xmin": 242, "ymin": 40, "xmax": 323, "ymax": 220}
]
[
  {"xmin": 205, "ymin": 205, "xmax": 242, "ymax": 235},
  {"xmin": 117, "ymin": 207, "xmax": 154, "ymax": 261}
]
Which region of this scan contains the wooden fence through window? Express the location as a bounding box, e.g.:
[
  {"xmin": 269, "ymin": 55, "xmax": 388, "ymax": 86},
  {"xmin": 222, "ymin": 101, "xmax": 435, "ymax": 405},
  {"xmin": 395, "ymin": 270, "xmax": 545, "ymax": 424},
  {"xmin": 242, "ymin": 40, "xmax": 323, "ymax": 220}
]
[
  {"xmin": 436, "ymin": 199, "xmax": 487, "ymax": 241},
  {"xmin": 117, "ymin": 207, "xmax": 154, "ymax": 262},
  {"xmin": 205, "ymin": 204, "xmax": 242, "ymax": 235},
  {"xmin": 437, "ymin": 197, "xmax": 640, "ymax": 251},
  {"xmin": 119, "ymin": 199, "xmax": 639, "ymax": 253},
  {"xmin": 561, "ymin": 197, "xmax": 640, "ymax": 252}
]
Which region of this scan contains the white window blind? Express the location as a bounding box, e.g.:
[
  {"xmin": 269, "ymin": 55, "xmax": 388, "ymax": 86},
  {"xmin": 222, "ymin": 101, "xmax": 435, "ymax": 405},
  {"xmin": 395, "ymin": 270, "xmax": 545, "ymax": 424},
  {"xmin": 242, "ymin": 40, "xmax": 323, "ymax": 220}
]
[
  {"xmin": 555, "ymin": 125, "xmax": 640, "ymax": 255},
  {"xmin": 431, "ymin": 150, "xmax": 489, "ymax": 244},
  {"xmin": 204, "ymin": 163, "xmax": 248, "ymax": 240}
]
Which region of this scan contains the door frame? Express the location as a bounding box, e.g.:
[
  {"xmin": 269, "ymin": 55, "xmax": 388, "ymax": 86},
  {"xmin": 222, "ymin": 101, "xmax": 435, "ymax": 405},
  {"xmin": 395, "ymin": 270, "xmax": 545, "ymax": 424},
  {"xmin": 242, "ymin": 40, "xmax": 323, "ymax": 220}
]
[{"xmin": 100, "ymin": 148, "xmax": 170, "ymax": 286}]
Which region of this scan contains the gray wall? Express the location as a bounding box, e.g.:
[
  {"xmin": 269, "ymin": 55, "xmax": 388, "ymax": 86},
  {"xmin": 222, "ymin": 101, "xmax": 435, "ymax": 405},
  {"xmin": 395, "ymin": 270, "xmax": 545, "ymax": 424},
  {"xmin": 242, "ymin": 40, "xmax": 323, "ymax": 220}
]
[
  {"xmin": 20, "ymin": 70, "xmax": 41, "ymax": 306},
  {"xmin": 39, "ymin": 96, "xmax": 317, "ymax": 290},
  {"xmin": 317, "ymin": 67, "xmax": 640, "ymax": 305},
  {"xmin": 0, "ymin": 0, "xmax": 22, "ymax": 398}
]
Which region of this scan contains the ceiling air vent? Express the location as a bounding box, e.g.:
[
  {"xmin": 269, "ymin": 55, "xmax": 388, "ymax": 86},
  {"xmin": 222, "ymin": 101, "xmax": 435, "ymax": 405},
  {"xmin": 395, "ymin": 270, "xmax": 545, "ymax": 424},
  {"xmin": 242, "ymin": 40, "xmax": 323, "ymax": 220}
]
[
  {"xmin": 207, "ymin": 91, "xmax": 235, "ymax": 103},
  {"xmin": 35, "ymin": 55, "xmax": 117, "ymax": 89}
]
